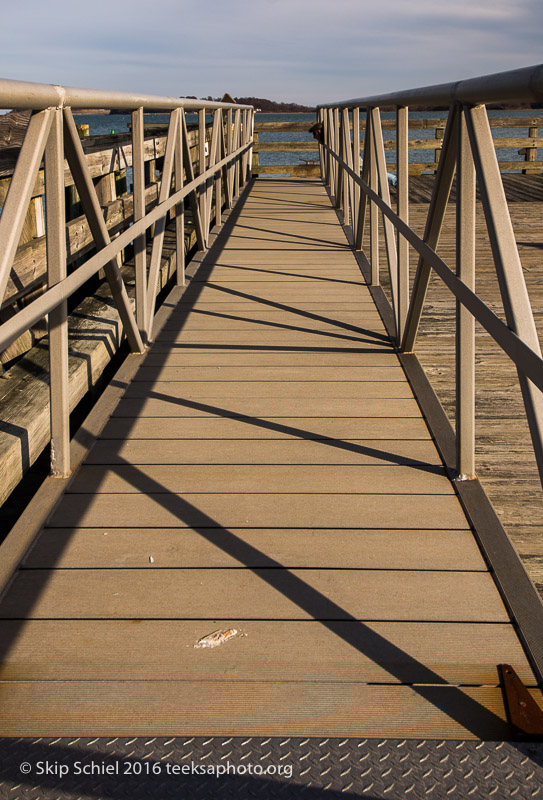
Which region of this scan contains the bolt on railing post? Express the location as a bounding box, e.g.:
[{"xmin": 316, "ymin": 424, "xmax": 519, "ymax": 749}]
[
  {"xmin": 131, "ymin": 107, "xmax": 148, "ymax": 336},
  {"xmin": 45, "ymin": 107, "xmax": 70, "ymax": 478},
  {"xmin": 396, "ymin": 105, "xmax": 409, "ymax": 340},
  {"xmin": 456, "ymin": 106, "xmax": 477, "ymax": 479}
]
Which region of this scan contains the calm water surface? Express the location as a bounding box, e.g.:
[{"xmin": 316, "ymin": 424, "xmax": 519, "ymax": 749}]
[{"xmin": 74, "ymin": 110, "xmax": 542, "ymax": 172}]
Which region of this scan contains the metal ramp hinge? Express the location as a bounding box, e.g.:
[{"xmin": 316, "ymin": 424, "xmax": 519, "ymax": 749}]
[{"xmin": 499, "ymin": 663, "xmax": 543, "ymax": 741}]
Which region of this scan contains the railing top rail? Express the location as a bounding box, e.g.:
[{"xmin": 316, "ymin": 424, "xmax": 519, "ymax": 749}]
[
  {"xmin": 0, "ymin": 77, "xmax": 252, "ymax": 112},
  {"xmin": 318, "ymin": 63, "xmax": 543, "ymax": 110}
]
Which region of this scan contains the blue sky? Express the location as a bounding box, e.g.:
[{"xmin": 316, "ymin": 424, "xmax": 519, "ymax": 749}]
[{"xmin": 1, "ymin": 0, "xmax": 541, "ymax": 105}]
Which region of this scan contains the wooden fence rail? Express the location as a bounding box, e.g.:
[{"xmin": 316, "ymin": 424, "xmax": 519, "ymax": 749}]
[{"xmin": 252, "ymin": 116, "xmax": 543, "ymax": 177}]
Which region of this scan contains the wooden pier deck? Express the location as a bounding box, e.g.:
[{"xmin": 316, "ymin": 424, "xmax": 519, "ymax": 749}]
[{"xmin": 0, "ymin": 178, "xmax": 541, "ymax": 739}]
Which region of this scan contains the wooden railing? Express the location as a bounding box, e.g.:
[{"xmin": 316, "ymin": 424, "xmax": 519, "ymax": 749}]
[
  {"xmin": 0, "ymin": 78, "xmax": 254, "ymax": 491},
  {"xmin": 251, "ymin": 115, "xmax": 542, "ymax": 178},
  {"xmin": 252, "ymin": 121, "xmax": 320, "ymax": 177}
]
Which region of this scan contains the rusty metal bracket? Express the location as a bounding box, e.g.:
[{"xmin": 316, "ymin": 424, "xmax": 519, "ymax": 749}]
[{"xmin": 500, "ymin": 663, "xmax": 543, "ymax": 741}]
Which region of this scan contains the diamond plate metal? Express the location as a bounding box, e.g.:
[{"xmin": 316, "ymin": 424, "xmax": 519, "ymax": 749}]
[{"xmin": 0, "ymin": 737, "xmax": 541, "ymax": 799}]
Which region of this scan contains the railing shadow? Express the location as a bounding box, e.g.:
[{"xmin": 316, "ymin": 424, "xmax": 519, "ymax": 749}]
[
  {"xmin": 0, "ymin": 175, "xmax": 510, "ymax": 742},
  {"xmin": 115, "ymin": 388, "xmax": 445, "ymax": 477},
  {"xmin": 168, "ymin": 306, "xmax": 390, "ymax": 339}
]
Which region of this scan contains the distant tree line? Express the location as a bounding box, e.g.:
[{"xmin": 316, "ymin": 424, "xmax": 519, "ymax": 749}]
[{"xmin": 200, "ymin": 96, "xmax": 316, "ymax": 112}]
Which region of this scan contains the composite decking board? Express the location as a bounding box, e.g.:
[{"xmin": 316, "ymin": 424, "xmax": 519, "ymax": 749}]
[
  {"xmin": 24, "ymin": 530, "xmax": 486, "ymax": 571},
  {"xmin": 160, "ymin": 312, "xmax": 385, "ymax": 330},
  {"xmin": 154, "ymin": 333, "xmax": 393, "ymax": 348},
  {"xmin": 122, "ymin": 381, "xmax": 411, "ymax": 399},
  {"xmin": 0, "ymin": 178, "xmax": 528, "ymax": 738},
  {"xmin": 170, "ymin": 302, "xmax": 380, "ymax": 310},
  {"xmin": 132, "ymin": 367, "xmax": 404, "ymax": 382},
  {"xmin": 0, "ymin": 683, "xmax": 530, "ymax": 739},
  {"xmin": 169, "ymin": 287, "xmax": 375, "ymax": 303},
  {"xmin": 48, "ymin": 493, "xmax": 470, "ymax": 530},
  {"xmin": 99, "ymin": 417, "xmax": 432, "ymax": 440},
  {"xmin": 160, "ymin": 314, "xmax": 387, "ymax": 330},
  {"xmin": 111, "ymin": 398, "xmax": 425, "ymax": 418},
  {"xmin": 0, "ymin": 620, "xmax": 532, "ymax": 684},
  {"xmin": 67, "ymin": 464, "xmax": 454, "ymax": 495},
  {"xmin": 86, "ymin": 439, "xmax": 442, "ymax": 466},
  {"xmin": 189, "ymin": 266, "xmax": 362, "ymax": 277},
  {"xmin": 201, "ymin": 258, "xmax": 362, "ymax": 267},
  {"xmin": 0, "ymin": 568, "xmax": 507, "ymax": 622},
  {"xmin": 139, "ymin": 351, "xmax": 402, "ymax": 366}
]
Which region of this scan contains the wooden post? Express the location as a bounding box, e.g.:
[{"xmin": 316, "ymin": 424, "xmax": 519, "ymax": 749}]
[
  {"xmin": 95, "ymin": 173, "xmax": 119, "ymax": 276},
  {"xmin": 252, "ymin": 132, "xmax": 260, "ymax": 175},
  {"xmin": 145, "ymin": 158, "xmax": 157, "ymax": 238},
  {"xmin": 435, "ymin": 126, "xmax": 444, "ymax": 172},
  {"xmin": 523, "ymin": 126, "xmax": 539, "ymax": 174}
]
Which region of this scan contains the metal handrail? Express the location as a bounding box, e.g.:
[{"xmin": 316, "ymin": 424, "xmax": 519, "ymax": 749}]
[
  {"xmin": 316, "ymin": 64, "xmax": 543, "ymax": 490},
  {"xmin": 0, "ymin": 79, "xmax": 254, "ymax": 479},
  {"xmin": 0, "ymin": 77, "xmax": 250, "ymax": 111},
  {"xmin": 318, "ymin": 63, "xmax": 543, "ymax": 109}
]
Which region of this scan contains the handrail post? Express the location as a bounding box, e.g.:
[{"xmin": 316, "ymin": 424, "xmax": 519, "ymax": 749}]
[
  {"xmin": 333, "ymin": 108, "xmax": 340, "ymax": 206},
  {"xmin": 247, "ymin": 108, "xmax": 255, "ymax": 183},
  {"xmin": 456, "ymin": 106, "xmax": 476, "ymax": 479},
  {"xmin": 234, "ymin": 109, "xmax": 241, "ymax": 200},
  {"xmin": 226, "ymin": 109, "xmax": 233, "ymax": 208},
  {"xmin": 396, "ymin": 105, "xmax": 409, "ymax": 341},
  {"xmin": 371, "ymin": 106, "xmax": 398, "ymax": 334},
  {"xmin": 325, "ymin": 108, "xmax": 333, "ymax": 191},
  {"xmin": 198, "ymin": 108, "xmax": 208, "ymax": 246},
  {"xmin": 131, "ymin": 107, "xmax": 148, "ymax": 337},
  {"xmin": 175, "ymin": 109, "xmax": 185, "ymax": 285},
  {"xmin": 214, "ymin": 109, "xmax": 223, "ymax": 227},
  {"xmin": 368, "ymin": 109, "xmax": 379, "ymax": 286},
  {"xmin": 45, "ymin": 107, "xmax": 70, "ymax": 478},
  {"xmin": 341, "ymin": 108, "xmax": 350, "ymax": 223},
  {"xmin": 352, "ymin": 107, "xmax": 361, "ymax": 243},
  {"xmin": 465, "ymin": 103, "xmax": 543, "ymax": 489}
]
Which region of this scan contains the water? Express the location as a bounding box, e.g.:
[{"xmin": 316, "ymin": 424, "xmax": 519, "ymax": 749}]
[{"xmin": 74, "ymin": 109, "xmax": 542, "ymax": 173}]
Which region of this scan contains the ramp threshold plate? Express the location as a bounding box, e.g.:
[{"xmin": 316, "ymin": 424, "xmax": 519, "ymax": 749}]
[{"xmin": 0, "ymin": 737, "xmax": 541, "ymax": 799}]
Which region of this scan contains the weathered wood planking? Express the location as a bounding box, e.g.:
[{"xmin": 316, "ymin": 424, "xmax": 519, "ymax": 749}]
[{"xmin": 0, "ymin": 227, "xmax": 183, "ymax": 507}]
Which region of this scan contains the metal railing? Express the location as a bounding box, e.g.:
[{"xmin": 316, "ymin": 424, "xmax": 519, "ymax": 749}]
[
  {"xmin": 0, "ymin": 78, "xmax": 254, "ymax": 479},
  {"xmin": 317, "ymin": 63, "xmax": 543, "ymax": 487}
]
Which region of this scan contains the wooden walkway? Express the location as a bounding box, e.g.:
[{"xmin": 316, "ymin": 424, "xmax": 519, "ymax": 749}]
[{"xmin": 0, "ymin": 179, "xmax": 540, "ymax": 738}]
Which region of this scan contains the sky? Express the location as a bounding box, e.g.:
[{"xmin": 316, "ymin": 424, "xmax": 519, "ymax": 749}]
[{"xmin": 1, "ymin": 0, "xmax": 541, "ymax": 107}]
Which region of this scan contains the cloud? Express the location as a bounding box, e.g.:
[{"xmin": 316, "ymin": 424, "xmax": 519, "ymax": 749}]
[{"xmin": 1, "ymin": 0, "xmax": 541, "ymax": 104}]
